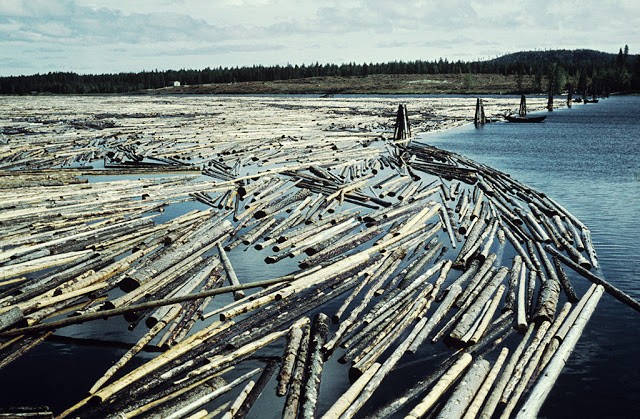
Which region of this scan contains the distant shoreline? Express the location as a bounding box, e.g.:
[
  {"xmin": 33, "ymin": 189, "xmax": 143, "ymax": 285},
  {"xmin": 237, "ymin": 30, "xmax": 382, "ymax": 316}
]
[{"xmin": 136, "ymin": 73, "xmax": 539, "ymax": 96}]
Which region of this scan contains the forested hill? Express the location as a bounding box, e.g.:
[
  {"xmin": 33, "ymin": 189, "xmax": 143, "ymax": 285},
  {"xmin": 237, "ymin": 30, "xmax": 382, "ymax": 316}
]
[
  {"xmin": 1, "ymin": 47, "xmax": 638, "ymax": 95},
  {"xmin": 487, "ymin": 49, "xmax": 620, "ymax": 71}
]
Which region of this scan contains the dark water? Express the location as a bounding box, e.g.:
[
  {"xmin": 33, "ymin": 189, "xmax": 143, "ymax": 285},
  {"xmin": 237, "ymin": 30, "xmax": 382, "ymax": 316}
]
[{"xmin": 424, "ymin": 96, "xmax": 640, "ymax": 418}]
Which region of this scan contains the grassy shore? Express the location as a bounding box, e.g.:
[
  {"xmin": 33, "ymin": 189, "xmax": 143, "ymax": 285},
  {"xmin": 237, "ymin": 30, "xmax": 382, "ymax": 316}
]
[{"xmin": 144, "ymin": 73, "xmax": 540, "ymax": 95}]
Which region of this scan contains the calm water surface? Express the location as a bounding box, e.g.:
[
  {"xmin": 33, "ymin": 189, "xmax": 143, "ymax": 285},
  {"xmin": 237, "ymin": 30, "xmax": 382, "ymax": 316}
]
[{"xmin": 424, "ymin": 95, "xmax": 640, "ymax": 418}]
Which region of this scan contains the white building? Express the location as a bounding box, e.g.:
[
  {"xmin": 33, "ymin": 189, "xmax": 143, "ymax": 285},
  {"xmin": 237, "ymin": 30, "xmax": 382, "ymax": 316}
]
[{"xmin": 173, "ymin": 81, "xmax": 181, "ymax": 87}]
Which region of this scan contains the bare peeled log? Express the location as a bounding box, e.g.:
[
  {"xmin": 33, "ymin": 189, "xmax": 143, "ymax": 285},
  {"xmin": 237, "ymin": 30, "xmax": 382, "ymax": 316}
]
[
  {"xmin": 404, "ymin": 353, "xmax": 473, "ymax": 419},
  {"xmin": 217, "ymin": 243, "xmax": 246, "ymax": 301},
  {"xmin": 435, "ymin": 358, "xmax": 491, "ymax": 419},
  {"xmin": 516, "ymin": 285, "xmax": 604, "ymax": 419}
]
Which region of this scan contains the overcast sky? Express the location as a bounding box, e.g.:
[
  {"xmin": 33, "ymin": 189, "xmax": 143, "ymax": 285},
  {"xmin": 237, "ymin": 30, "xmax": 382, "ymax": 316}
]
[{"xmin": 1, "ymin": 0, "xmax": 638, "ymax": 76}]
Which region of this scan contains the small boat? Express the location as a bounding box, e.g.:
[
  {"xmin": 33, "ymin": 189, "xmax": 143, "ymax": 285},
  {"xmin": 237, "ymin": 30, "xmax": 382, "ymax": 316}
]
[
  {"xmin": 504, "ymin": 114, "xmax": 547, "ymax": 123},
  {"xmin": 504, "ymin": 95, "xmax": 547, "ymax": 123}
]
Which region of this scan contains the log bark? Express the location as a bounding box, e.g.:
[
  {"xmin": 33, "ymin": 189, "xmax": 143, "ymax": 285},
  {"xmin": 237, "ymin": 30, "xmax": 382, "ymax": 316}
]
[
  {"xmin": 553, "ymin": 256, "xmax": 579, "ymax": 303},
  {"xmin": 300, "ymin": 313, "xmax": 330, "ymax": 418},
  {"xmin": 503, "ymin": 255, "xmax": 522, "ymax": 313},
  {"xmin": 282, "ymin": 323, "xmax": 311, "ymax": 419},
  {"xmin": 532, "ymin": 279, "xmax": 560, "ymax": 324},
  {"xmin": 0, "ymin": 306, "xmax": 24, "ymax": 332},
  {"xmin": 276, "ymin": 318, "xmax": 309, "ymax": 396},
  {"xmin": 580, "ymin": 227, "xmax": 599, "ymax": 268}
]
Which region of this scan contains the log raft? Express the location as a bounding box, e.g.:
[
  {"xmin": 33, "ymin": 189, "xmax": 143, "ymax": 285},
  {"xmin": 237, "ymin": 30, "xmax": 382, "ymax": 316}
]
[{"xmin": 0, "ymin": 95, "xmax": 619, "ymax": 419}]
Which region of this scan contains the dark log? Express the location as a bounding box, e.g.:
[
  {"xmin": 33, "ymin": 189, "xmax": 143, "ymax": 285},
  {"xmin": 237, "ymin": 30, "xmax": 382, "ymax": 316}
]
[
  {"xmin": 282, "ymin": 323, "xmax": 311, "ymax": 419},
  {"xmin": 235, "ymin": 358, "xmax": 279, "ymax": 419},
  {"xmin": 276, "ymin": 318, "xmax": 309, "ymax": 396},
  {"xmin": 503, "ymin": 255, "xmax": 523, "ymax": 313},
  {"xmin": 0, "ymin": 306, "xmax": 24, "ymax": 332},
  {"xmin": 0, "ymin": 276, "xmax": 297, "ymax": 338},
  {"xmin": 553, "ymin": 255, "xmax": 579, "ymax": 303},
  {"xmin": 547, "ymin": 245, "xmax": 640, "ymax": 313},
  {"xmin": 300, "ymin": 313, "xmax": 330, "ymax": 418}
]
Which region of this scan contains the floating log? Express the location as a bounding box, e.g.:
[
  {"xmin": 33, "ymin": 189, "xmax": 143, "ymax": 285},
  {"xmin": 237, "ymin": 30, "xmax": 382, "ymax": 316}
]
[
  {"xmin": 581, "ymin": 227, "xmax": 599, "ymax": 269},
  {"xmin": 461, "ymin": 347, "xmax": 509, "ymax": 419},
  {"xmin": 547, "ymin": 245, "xmax": 640, "ymax": 313},
  {"xmin": 404, "ymin": 353, "xmax": 473, "ymax": 419},
  {"xmin": 341, "ymin": 302, "xmax": 450, "ymax": 419},
  {"xmin": 468, "ymin": 284, "xmax": 506, "ymax": 344},
  {"xmin": 300, "ymin": 313, "xmax": 330, "ymax": 418},
  {"xmin": 163, "ymin": 368, "xmax": 261, "ymax": 419},
  {"xmin": 234, "ymin": 359, "xmax": 279, "ymax": 419},
  {"xmin": 450, "ymin": 268, "xmax": 508, "ymax": 345},
  {"xmin": 282, "ymin": 322, "xmax": 311, "ymax": 419},
  {"xmin": 435, "ymin": 358, "xmax": 490, "ymax": 419},
  {"xmin": 321, "ymin": 363, "xmax": 381, "ymax": 419},
  {"xmin": 217, "ymin": 243, "xmax": 245, "ymax": 301},
  {"xmin": 516, "ymin": 285, "xmax": 604, "ymax": 419},
  {"xmin": 89, "ymin": 304, "xmax": 181, "ymax": 394},
  {"xmin": 552, "ymin": 256, "xmax": 579, "ymax": 303},
  {"xmin": 0, "ymin": 275, "xmax": 297, "ymax": 339},
  {"xmin": 501, "ymin": 321, "xmax": 551, "ymax": 405},
  {"xmin": 478, "ymin": 324, "xmax": 535, "ymax": 419},
  {"xmin": 220, "ymin": 380, "xmax": 255, "ymax": 419},
  {"xmin": 0, "ymin": 306, "xmax": 24, "ymax": 332},
  {"xmin": 407, "ymin": 283, "xmax": 462, "ymax": 353},
  {"xmin": 277, "ymin": 318, "xmax": 309, "ymax": 396},
  {"xmin": 501, "ymin": 303, "xmax": 572, "ymax": 417}
]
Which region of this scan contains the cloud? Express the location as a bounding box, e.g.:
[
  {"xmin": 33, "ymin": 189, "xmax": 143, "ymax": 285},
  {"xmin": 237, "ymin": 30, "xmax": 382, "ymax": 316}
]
[{"xmin": 0, "ymin": 0, "xmax": 638, "ymax": 76}]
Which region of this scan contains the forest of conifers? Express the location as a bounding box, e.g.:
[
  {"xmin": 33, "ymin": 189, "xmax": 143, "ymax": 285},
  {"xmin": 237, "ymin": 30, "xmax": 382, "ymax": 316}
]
[{"xmin": 0, "ymin": 48, "xmax": 638, "ymax": 95}]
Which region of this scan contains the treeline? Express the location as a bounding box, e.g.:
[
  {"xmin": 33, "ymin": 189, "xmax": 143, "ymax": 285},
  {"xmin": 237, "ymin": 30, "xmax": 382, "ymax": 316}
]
[{"xmin": 1, "ymin": 47, "xmax": 639, "ymax": 95}]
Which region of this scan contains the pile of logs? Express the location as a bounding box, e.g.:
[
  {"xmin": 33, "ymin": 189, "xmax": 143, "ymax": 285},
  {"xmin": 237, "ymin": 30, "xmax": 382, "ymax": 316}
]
[{"xmin": 0, "ymin": 95, "xmax": 631, "ymax": 418}]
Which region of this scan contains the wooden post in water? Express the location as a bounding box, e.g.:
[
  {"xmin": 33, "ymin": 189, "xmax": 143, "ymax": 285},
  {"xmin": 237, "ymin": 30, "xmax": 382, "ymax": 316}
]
[
  {"xmin": 393, "ymin": 104, "xmax": 411, "ymax": 142},
  {"xmin": 547, "ymin": 74, "xmax": 554, "ymax": 111},
  {"xmin": 566, "ymin": 83, "xmax": 573, "ymax": 108},
  {"xmin": 519, "ymin": 94, "xmax": 527, "ymax": 117},
  {"xmin": 474, "ymin": 98, "xmax": 486, "ymax": 127}
]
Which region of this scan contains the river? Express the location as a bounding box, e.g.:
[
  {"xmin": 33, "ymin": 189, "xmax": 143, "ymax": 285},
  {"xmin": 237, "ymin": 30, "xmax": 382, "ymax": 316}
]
[{"xmin": 424, "ymin": 95, "xmax": 640, "ymax": 418}]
